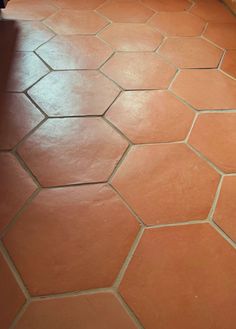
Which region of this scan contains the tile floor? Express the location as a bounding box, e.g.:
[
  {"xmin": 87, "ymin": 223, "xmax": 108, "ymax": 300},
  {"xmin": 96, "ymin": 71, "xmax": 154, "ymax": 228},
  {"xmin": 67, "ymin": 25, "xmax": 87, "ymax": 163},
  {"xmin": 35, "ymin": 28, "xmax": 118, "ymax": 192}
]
[{"xmin": 0, "ymin": 0, "xmax": 236, "ymax": 328}]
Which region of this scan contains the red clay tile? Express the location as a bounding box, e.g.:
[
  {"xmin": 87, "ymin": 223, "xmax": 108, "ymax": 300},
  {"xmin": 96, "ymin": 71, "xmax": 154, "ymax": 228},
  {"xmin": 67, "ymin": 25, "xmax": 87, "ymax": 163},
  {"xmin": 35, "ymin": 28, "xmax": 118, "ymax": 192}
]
[
  {"xmin": 36, "ymin": 35, "xmax": 113, "ymax": 69},
  {"xmin": 7, "ymin": 52, "xmax": 49, "ymax": 92},
  {"xmin": 0, "ymin": 153, "xmax": 36, "ymax": 234},
  {"xmin": 106, "ymin": 91, "xmax": 194, "ymax": 143},
  {"xmin": 97, "ymin": 0, "xmax": 154, "ymax": 23},
  {"xmin": 2, "ymin": 0, "xmax": 57, "ymax": 20},
  {"xmin": 159, "ymin": 37, "xmax": 222, "ymax": 68},
  {"xmin": 99, "ymin": 23, "xmax": 162, "ymax": 51},
  {"xmin": 44, "ymin": 10, "xmax": 108, "ymax": 35},
  {"xmin": 101, "ymin": 52, "xmax": 176, "ymax": 90},
  {"xmin": 0, "ymin": 93, "xmax": 44, "ymax": 150},
  {"xmin": 204, "ymin": 23, "xmax": 236, "ymax": 49},
  {"xmin": 120, "ymin": 224, "xmax": 236, "ymax": 329},
  {"xmin": 0, "ymin": 252, "xmax": 25, "ymax": 329},
  {"xmin": 221, "ymin": 50, "xmax": 236, "ymax": 78},
  {"xmin": 171, "ymin": 69, "xmax": 236, "ymax": 110},
  {"xmin": 51, "ymin": 0, "xmax": 105, "ymax": 10},
  {"xmin": 141, "ymin": 0, "xmax": 191, "ymax": 11},
  {"xmin": 28, "ymin": 71, "xmax": 120, "ymax": 116},
  {"xmin": 4, "ymin": 184, "xmax": 139, "ymax": 295},
  {"xmin": 17, "ymin": 118, "xmax": 128, "ymax": 187},
  {"xmin": 111, "ymin": 143, "xmax": 219, "ymax": 225},
  {"xmin": 15, "ymin": 293, "xmax": 137, "ymax": 329},
  {"xmin": 190, "ymin": 0, "xmax": 236, "ymax": 23},
  {"xmin": 148, "ymin": 12, "xmax": 206, "ymax": 37},
  {"xmin": 214, "ymin": 176, "xmax": 236, "ymax": 242},
  {"xmin": 189, "ymin": 113, "xmax": 236, "ymax": 173}
]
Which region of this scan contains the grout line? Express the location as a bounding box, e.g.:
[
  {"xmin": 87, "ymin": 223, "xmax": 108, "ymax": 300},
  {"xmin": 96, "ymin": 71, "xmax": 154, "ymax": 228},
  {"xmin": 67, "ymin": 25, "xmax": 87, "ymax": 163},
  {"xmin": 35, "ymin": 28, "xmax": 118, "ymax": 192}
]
[
  {"xmin": 107, "ymin": 143, "xmax": 132, "ymax": 181},
  {"xmin": 103, "ymin": 116, "xmax": 132, "ymax": 144},
  {"xmin": 184, "ymin": 111, "xmax": 198, "ymax": 141},
  {"xmin": 210, "ymin": 221, "xmax": 236, "ymax": 249},
  {"xmin": 113, "ymin": 227, "xmax": 144, "ymax": 289},
  {"xmin": 9, "ymin": 301, "xmax": 30, "ymax": 329},
  {"xmin": 145, "ymin": 219, "xmax": 209, "ymax": 229},
  {"xmin": 207, "ymin": 175, "xmax": 224, "ymax": 221}
]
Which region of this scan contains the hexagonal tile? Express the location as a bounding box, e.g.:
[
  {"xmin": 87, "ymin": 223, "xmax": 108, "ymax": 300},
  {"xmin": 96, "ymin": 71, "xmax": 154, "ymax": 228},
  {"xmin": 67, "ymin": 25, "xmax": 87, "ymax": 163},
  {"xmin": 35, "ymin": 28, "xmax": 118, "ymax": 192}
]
[
  {"xmin": 17, "ymin": 118, "xmax": 128, "ymax": 187},
  {"xmin": 51, "ymin": 0, "xmax": 106, "ymax": 10},
  {"xmin": 158, "ymin": 37, "xmax": 222, "ymax": 69},
  {"xmin": 0, "ymin": 153, "xmax": 36, "ymax": 234},
  {"xmin": 2, "ymin": 0, "xmax": 57, "ymax": 20},
  {"xmin": 111, "ymin": 143, "xmax": 219, "ymax": 225},
  {"xmin": 4, "ymin": 184, "xmax": 139, "ymax": 295},
  {"xmin": 213, "ymin": 176, "xmax": 236, "ymax": 242},
  {"xmin": 106, "ymin": 91, "xmax": 194, "ymax": 143},
  {"xmin": 7, "ymin": 52, "xmax": 49, "ymax": 92},
  {"xmin": 28, "ymin": 71, "xmax": 120, "ymax": 116},
  {"xmin": 14, "ymin": 293, "xmax": 137, "ymax": 329},
  {"xmin": 36, "ymin": 35, "xmax": 113, "ymax": 69},
  {"xmin": 148, "ymin": 12, "xmax": 206, "ymax": 37},
  {"xmin": 189, "ymin": 113, "xmax": 236, "ymax": 173},
  {"xmin": 204, "ymin": 23, "xmax": 236, "ymax": 49},
  {"xmin": 171, "ymin": 69, "xmax": 236, "ymax": 110},
  {"xmin": 99, "ymin": 23, "xmax": 163, "ymax": 51},
  {"xmin": 119, "ymin": 224, "xmax": 236, "ymax": 329},
  {"xmin": 141, "ymin": 0, "xmax": 191, "ymax": 11},
  {"xmin": 101, "ymin": 52, "xmax": 176, "ymax": 90},
  {"xmin": 221, "ymin": 50, "xmax": 236, "ymax": 78},
  {"xmin": 0, "ymin": 93, "xmax": 44, "ymax": 150},
  {"xmin": 97, "ymin": 0, "xmax": 154, "ymax": 23},
  {"xmin": 44, "ymin": 9, "xmax": 108, "ymax": 35},
  {"xmin": 0, "ymin": 252, "xmax": 25, "ymax": 329}
]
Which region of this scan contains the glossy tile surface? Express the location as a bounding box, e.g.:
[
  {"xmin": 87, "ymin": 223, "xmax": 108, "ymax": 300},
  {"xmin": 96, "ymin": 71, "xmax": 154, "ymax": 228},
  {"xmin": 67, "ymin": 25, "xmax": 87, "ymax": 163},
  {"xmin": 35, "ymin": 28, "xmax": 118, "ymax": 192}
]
[
  {"xmin": 214, "ymin": 176, "xmax": 236, "ymax": 242},
  {"xmin": 189, "ymin": 113, "xmax": 236, "ymax": 173},
  {"xmin": 36, "ymin": 35, "xmax": 113, "ymax": 69},
  {"xmin": 141, "ymin": 0, "xmax": 191, "ymax": 11},
  {"xmin": 111, "ymin": 144, "xmax": 219, "ymax": 225},
  {"xmin": 17, "ymin": 118, "xmax": 128, "ymax": 187},
  {"xmin": 106, "ymin": 91, "xmax": 194, "ymax": 143},
  {"xmin": 51, "ymin": 0, "xmax": 106, "ymax": 10},
  {"xmin": 15, "ymin": 293, "xmax": 137, "ymax": 329},
  {"xmin": 204, "ymin": 23, "xmax": 236, "ymax": 49},
  {"xmin": 4, "ymin": 184, "xmax": 139, "ymax": 295},
  {"xmin": 28, "ymin": 71, "xmax": 120, "ymax": 116},
  {"xmin": 0, "ymin": 252, "xmax": 25, "ymax": 329},
  {"xmin": 0, "ymin": 93, "xmax": 44, "ymax": 150},
  {"xmin": 159, "ymin": 37, "xmax": 222, "ymax": 68},
  {"xmin": 120, "ymin": 224, "xmax": 236, "ymax": 329},
  {"xmin": 101, "ymin": 52, "xmax": 176, "ymax": 89},
  {"xmin": 0, "ymin": 153, "xmax": 36, "ymax": 234},
  {"xmin": 171, "ymin": 69, "xmax": 236, "ymax": 110}
]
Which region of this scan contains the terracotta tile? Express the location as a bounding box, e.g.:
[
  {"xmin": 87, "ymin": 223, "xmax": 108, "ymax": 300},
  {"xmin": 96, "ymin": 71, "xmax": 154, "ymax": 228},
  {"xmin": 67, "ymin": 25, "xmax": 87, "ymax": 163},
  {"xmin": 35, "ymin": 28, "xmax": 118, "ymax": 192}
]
[
  {"xmin": 106, "ymin": 91, "xmax": 194, "ymax": 143},
  {"xmin": 99, "ymin": 23, "xmax": 163, "ymax": 51},
  {"xmin": 28, "ymin": 71, "xmax": 120, "ymax": 116},
  {"xmin": 2, "ymin": 0, "xmax": 57, "ymax": 20},
  {"xmin": 36, "ymin": 35, "xmax": 113, "ymax": 69},
  {"xmin": 0, "ymin": 93, "xmax": 44, "ymax": 150},
  {"xmin": 190, "ymin": 0, "xmax": 236, "ymax": 23},
  {"xmin": 0, "ymin": 153, "xmax": 36, "ymax": 234},
  {"xmin": 15, "ymin": 293, "xmax": 137, "ymax": 329},
  {"xmin": 159, "ymin": 37, "xmax": 222, "ymax": 68},
  {"xmin": 141, "ymin": 0, "xmax": 191, "ymax": 11},
  {"xmin": 4, "ymin": 184, "xmax": 139, "ymax": 295},
  {"xmin": 101, "ymin": 52, "xmax": 176, "ymax": 90},
  {"xmin": 171, "ymin": 69, "xmax": 236, "ymax": 110},
  {"xmin": 97, "ymin": 0, "xmax": 154, "ymax": 23},
  {"xmin": 7, "ymin": 52, "xmax": 49, "ymax": 92},
  {"xmin": 204, "ymin": 23, "xmax": 236, "ymax": 49},
  {"xmin": 0, "ymin": 252, "xmax": 25, "ymax": 329},
  {"xmin": 120, "ymin": 224, "xmax": 236, "ymax": 329},
  {"xmin": 221, "ymin": 50, "xmax": 236, "ymax": 78},
  {"xmin": 44, "ymin": 10, "xmax": 108, "ymax": 35},
  {"xmin": 214, "ymin": 176, "xmax": 236, "ymax": 242},
  {"xmin": 111, "ymin": 144, "xmax": 219, "ymax": 225},
  {"xmin": 148, "ymin": 12, "xmax": 206, "ymax": 37},
  {"xmin": 189, "ymin": 113, "xmax": 236, "ymax": 173},
  {"xmin": 51, "ymin": 0, "xmax": 106, "ymax": 10},
  {"xmin": 17, "ymin": 118, "xmax": 128, "ymax": 187}
]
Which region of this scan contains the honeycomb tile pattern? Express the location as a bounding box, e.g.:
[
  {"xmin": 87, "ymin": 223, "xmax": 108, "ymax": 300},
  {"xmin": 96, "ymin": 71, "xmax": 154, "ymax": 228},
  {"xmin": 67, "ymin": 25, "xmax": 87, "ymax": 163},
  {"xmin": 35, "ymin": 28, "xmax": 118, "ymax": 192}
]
[{"xmin": 1, "ymin": 0, "xmax": 236, "ymax": 328}]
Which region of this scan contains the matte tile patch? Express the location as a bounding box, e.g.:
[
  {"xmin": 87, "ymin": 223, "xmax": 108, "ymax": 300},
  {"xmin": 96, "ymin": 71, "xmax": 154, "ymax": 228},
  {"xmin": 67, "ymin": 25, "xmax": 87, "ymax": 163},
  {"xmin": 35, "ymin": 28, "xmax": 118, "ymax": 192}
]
[{"xmin": 1, "ymin": 1, "xmax": 236, "ymax": 328}]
